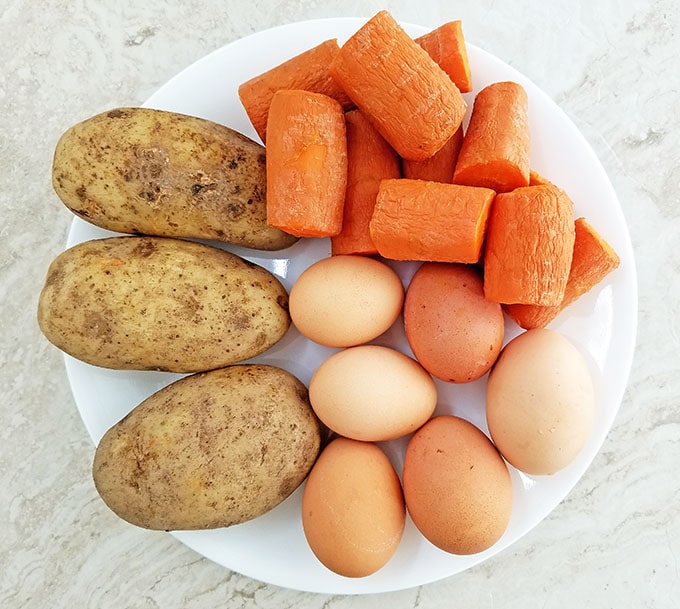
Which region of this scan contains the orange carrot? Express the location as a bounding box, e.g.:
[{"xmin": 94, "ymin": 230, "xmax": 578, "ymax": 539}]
[
  {"xmin": 483, "ymin": 184, "xmax": 575, "ymax": 305},
  {"xmin": 266, "ymin": 89, "xmax": 347, "ymax": 238},
  {"xmin": 329, "ymin": 10, "xmax": 466, "ymax": 161},
  {"xmin": 331, "ymin": 110, "xmax": 401, "ymax": 256},
  {"xmin": 238, "ymin": 39, "xmax": 354, "ymax": 143},
  {"xmin": 529, "ymin": 169, "xmax": 553, "ymax": 186},
  {"xmin": 453, "ymin": 81, "xmax": 530, "ymax": 193},
  {"xmin": 402, "ymin": 126, "xmax": 464, "ymax": 183},
  {"xmin": 369, "ymin": 179, "xmax": 495, "ymax": 263},
  {"xmin": 415, "ymin": 20, "xmax": 472, "ymax": 93},
  {"xmin": 504, "ymin": 217, "xmax": 620, "ymax": 328}
]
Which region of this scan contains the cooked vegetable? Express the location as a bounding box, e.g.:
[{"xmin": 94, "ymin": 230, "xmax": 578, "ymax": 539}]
[
  {"xmin": 369, "ymin": 179, "xmax": 495, "ymax": 263},
  {"xmin": 52, "ymin": 107, "xmax": 297, "ymax": 251},
  {"xmin": 402, "ymin": 126, "xmax": 463, "ymax": 183},
  {"xmin": 414, "ymin": 20, "xmax": 472, "ymax": 93},
  {"xmin": 328, "ymin": 10, "xmax": 466, "ymax": 161},
  {"xmin": 505, "ymin": 217, "xmax": 620, "ymax": 328},
  {"xmin": 453, "ymin": 81, "xmax": 530, "ymax": 193},
  {"xmin": 37, "ymin": 236, "xmax": 290, "ymax": 372},
  {"xmin": 483, "ymin": 184, "xmax": 575, "ymax": 305},
  {"xmin": 237, "ymin": 39, "xmax": 354, "ymax": 143},
  {"xmin": 265, "ymin": 89, "xmax": 347, "ymax": 237},
  {"xmin": 93, "ymin": 364, "xmax": 321, "ymax": 530},
  {"xmin": 331, "ymin": 109, "xmax": 401, "ymax": 256}
]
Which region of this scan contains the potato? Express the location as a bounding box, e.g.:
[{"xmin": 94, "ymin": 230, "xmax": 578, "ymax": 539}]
[
  {"xmin": 37, "ymin": 236, "xmax": 290, "ymax": 372},
  {"xmin": 52, "ymin": 107, "xmax": 298, "ymax": 251},
  {"xmin": 93, "ymin": 364, "xmax": 321, "ymax": 530}
]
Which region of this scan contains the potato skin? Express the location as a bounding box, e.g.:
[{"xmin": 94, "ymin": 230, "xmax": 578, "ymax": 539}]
[
  {"xmin": 52, "ymin": 107, "xmax": 297, "ymax": 251},
  {"xmin": 37, "ymin": 236, "xmax": 290, "ymax": 372},
  {"xmin": 92, "ymin": 364, "xmax": 321, "ymax": 530}
]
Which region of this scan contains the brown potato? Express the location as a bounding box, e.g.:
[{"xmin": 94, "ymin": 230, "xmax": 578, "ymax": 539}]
[
  {"xmin": 52, "ymin": 107, "xmax": 298, "ymax": 251},
  {"xmin": 93, "ymin": 364, "xmax": 321, "ymax": 530},
  {"xmin": 37, "ymin": 236, "xmax": 290, "ymax": 372}
]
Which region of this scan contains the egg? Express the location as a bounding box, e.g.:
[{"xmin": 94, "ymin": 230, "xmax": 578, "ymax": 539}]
[
  {"xmin": 402, "ymin": 415, "xmax": 512, "ymax": 554},
  {"xmin": 289, "ymin": 255, "xmax": 404, "ymax": 347},
  {"xmin": 404, "ymin": 262, "xmax": 504, "ymax": 383},
  {"xmin": 486, "ymin": 328, "xmax": 596, "ymax": 475},
  {"xmin": 301, "ymin": 437, "xmax": 405, "ymax": 577},
  {"xmin": 309, "ymin": 345, "xmax": 437, "ymax": 441}
]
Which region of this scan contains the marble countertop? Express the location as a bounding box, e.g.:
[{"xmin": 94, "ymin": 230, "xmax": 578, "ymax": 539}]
[{"xmin": 2, "ymin": 0, "xmax": 677, "ymax": 607}]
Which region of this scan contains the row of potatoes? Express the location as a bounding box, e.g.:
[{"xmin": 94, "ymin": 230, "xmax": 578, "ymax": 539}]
[{"xmin": 39, "ymin": 108, "xmax": 326, "ymax": 533}]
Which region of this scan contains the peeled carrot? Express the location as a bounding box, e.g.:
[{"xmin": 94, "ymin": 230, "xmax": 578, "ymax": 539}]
[
  {"xmin": 483, "ymin": 184, "xmax": 575, "ymax": 305},
  {"xmin": 504, "ymin": 217, "xmax": 620, "ymax": 328},
  {"xmin": 369, "ymin": 179, "xmax": 495, "ymax": 263},
  {"xmin": 402, "ymin": 126, "xmax": 464, "ymax": 183},
  {"xmin": 329, "ymin": 10, "xmax": 466, "ymax": 161},
  {"xmin": 414, "ymin": 20, "xmax": 472, "ymax": 93},
  {"xmin": 453, "ymin": 81, "xmax": 530, "ymax": 193},
  {"xmin": 238, "ymin": 39, "xmax": 354, "ymax": 143},
  {"xmin": 331, "ymin": 110, "xmax": 401, "ymax": 256},
  {"xmin": 266, "ymin": 89, "xmax": 347, "ymax": 238}
]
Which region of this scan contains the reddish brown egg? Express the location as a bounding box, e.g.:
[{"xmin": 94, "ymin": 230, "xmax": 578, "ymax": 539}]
[{"xmin": 404, "ymin": 262, "xmax": 504, "ymax": 383}]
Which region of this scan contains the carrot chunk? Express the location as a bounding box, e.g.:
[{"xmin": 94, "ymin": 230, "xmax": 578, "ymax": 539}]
[
  {"xmin": 414, "ymin": 20, "xmax": 472, "ymax": 93},
  {"xmin": 238, "ymin": 39, "xmax": 353, "ymax": 143},
  {"xmin": 402, "ymin": 126, "xmax": 463, "ymax": 183},
  {"xmin": 504, "ymin": 217, "xmax": 620, "ymax": 328},
  {"xmin": 329, "ymin": 10, "xmax": 467, "ymax": 161},
  {"xmin": 453, "ymin": 81, "xmax": 530, "ymax": 193},
  {"xmin": 266, "ymin": 89, "xmax": 347, "ymax": 238},
  {"xmin": 483, "ymin": 184, "xmax": 575, "ymax": 305},
  {"xmin": 369, "ymin": 179, "xmax": 495, "ymax": 263},
  {"xmin": 331, "ymin": 110, "xmax": 401, "ymax": 256}
]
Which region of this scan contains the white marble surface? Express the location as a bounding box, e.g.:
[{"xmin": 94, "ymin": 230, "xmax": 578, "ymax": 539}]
[{"xmin": 1, "ymin": 0, "xmax": 678, "ymax": 607}]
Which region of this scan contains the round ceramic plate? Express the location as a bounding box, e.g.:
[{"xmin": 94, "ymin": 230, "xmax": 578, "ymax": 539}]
[{"xmin": 64, "ymin": 17, "xmax": 637, "ymax": 595}]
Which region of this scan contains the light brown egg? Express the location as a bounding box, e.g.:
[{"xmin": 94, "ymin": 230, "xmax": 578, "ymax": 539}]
[
  {"xmin": 308, "ymin": 345, "xmax": 437, "ymax": 441},
  {"xmin": 289, "ymin": 255, "xmax": 404, "ymax": 347},
  {"xmin": 402, "ymin": 415, "xmax": 512, "ymax": 554},
  {"xmin": 486, "ymin": 328, "xmax": 596, "ymax": 475},
  {"xmin": 301, "ymin": 437, "xmax": 405, "ymax": 577}
]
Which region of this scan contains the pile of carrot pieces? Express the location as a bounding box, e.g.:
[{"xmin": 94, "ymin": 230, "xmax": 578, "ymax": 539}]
[{"xmin": 237, "ymin": 10, "xmax": 620, "ymax": 329}]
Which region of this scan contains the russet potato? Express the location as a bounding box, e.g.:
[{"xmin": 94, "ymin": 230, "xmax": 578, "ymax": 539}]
[
  {"xmin": 52, "ymin": 107, "xmax": 297, "ymax": 251},
  {"xmin": 37, "ymin": 236, "xmax": 290, "ymax": 372},
  {"xmin": 93, "ymin": 364, "xmax": 321, "ymax": 530}
]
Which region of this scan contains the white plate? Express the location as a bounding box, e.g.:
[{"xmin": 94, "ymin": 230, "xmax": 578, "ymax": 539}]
[{"xmin": 64, "ymin": 17, "xmax": 637, "ymax": 594}]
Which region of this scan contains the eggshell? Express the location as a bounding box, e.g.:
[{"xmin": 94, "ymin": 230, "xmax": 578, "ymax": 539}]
[
  {"xmin": 404, "ymin": 262, "xmax": 504, "ymax": 383},
  {"xmin": 289, "ymin": 255, "xmax": 404, "ymax": 347},
  {"xmin": 309, "ymin": 345, "xmax": 437, "ymax": 441},
  {"xmin": 301, "ymin": 437, "xmax": 405, "ymax": 577},
  {"xmin": 486, "ymin": 328, "xmax": 596, "ymax": 475},
  {"xmin": 402, "ymin": 415, "xmax": 512, "ymax": 554}
]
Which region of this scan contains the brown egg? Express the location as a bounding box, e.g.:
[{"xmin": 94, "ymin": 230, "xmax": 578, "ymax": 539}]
[
  {"xmin": 308, "ymin": 345, "xmax": 437, "ymax": 441},
  {"xmin": 402, "ymin": 416, "xmax": 512, "ymax": 555},
  {"xmin": 289, "ymin": 255, "xmax": 404, "ymax": 347},
  {"xmin": 301, "ymin": 437, "xmax": 405, "ymax": 577},
  {"xmin": 404, "ymin": 262, "xmax": 504, "ymax": 383},
  {"xmin": 486, "ymin": 328, "xmax": 595, "ymax": 475}
]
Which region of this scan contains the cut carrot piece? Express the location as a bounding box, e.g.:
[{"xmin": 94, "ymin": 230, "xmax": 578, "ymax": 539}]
[
  {"xmin": 483, "ymin": 184, "xmax": 575, "ymax": 305},
  {"xmin": 414, "ymin": 20, "xmax": 472, "ymax": 93},
  {"xmin": 529, "ymin": 169, "xmax": 554, "ymax": 186},
  {"xmin": 331, "ymin": 110, "xmax": 401, "ymax": 256},
  {"xmin": 329, "ymin": 10, "xmax": 466, "ymax": 161},
  {"xmin": 266, "ymin": 89, "xmax": 347, "ymax": 238},
  {"xmin": 453, "ymin": 81, "xmax": 530, "ymax": 193},
  {"xmin": 504, "ymin": 217, "xmax": 620, "ymax": 328},
  {"xmin": 402, "ymin": 126, "xmax": 463, "ymax": 183},
  {"xmin": 238, "ymin": 39, "xmax": 353, "ymax": 143},
  {"xmin": 369, "ymin": 179, "xmax": 495, "ymax": 263}
]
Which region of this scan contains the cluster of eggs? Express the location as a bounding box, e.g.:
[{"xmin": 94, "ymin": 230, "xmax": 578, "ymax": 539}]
[{"xmin": 289, "ymin": 254, "xmax": 595, "ymax": 578}]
